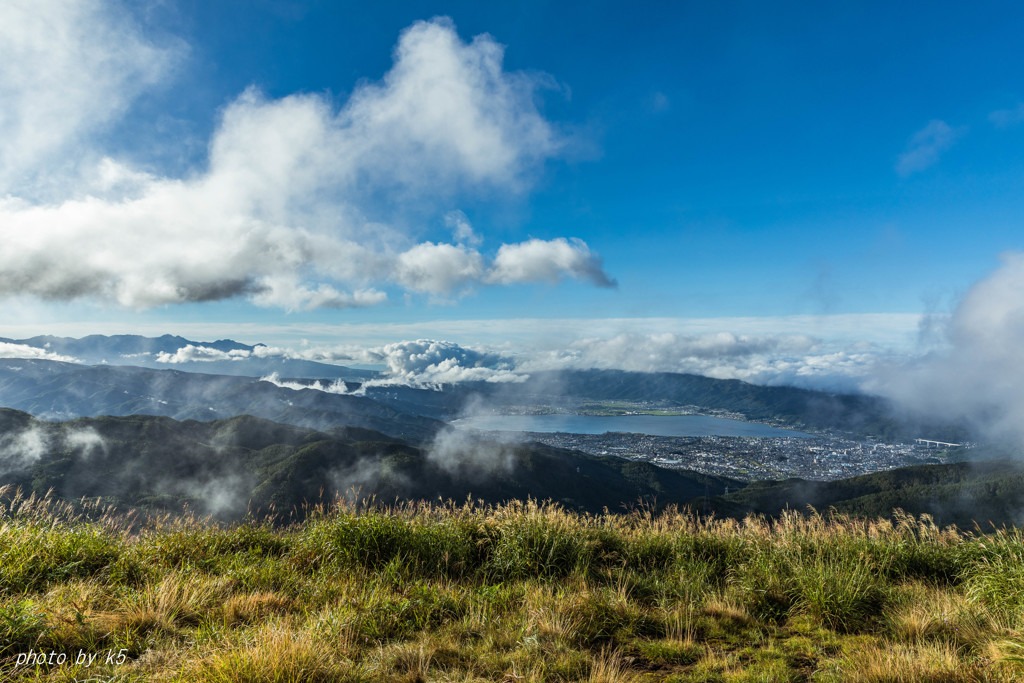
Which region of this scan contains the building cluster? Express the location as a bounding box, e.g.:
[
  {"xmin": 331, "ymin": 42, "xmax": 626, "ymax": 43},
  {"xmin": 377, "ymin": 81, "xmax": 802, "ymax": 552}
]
[{"xmin": 519, "ymin": 430, "xmax": 947, "ymax": 481}]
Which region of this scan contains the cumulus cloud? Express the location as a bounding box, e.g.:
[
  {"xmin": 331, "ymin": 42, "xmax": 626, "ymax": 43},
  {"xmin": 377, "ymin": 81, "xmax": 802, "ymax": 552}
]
[
  {"xmin": 361, "ymin": 339, "xmax": 526, "ymax": 387},
  {"xmin": 0, "ymin": 12, "xmax": 612, "ymax": 309},
  {"xmin": 396, "ymin": 243, "xmax": 485, "ymax": 294},
  {"xmin": 896, "ymin": 120, "xmax": 961, "ymax": 176},
  {"xmin": 487, "ymin": 238, "xmax": 617, "ymax": 287},
  {"xmin": 867, "ymin": 252, "xmax": 1024, "ymax": 442},
  {"xmin": 0, "ymin": 342, "xmax": 79, "ymax": 363},
  {"xmin": 282, "ymin": 338, "xmax": 526, "ymax": 388},
  {"xmin": 0, "ymin": 0, "xmax": 182, "ymax": 194},
  {"xmin": 155, "ymin": 344, "xmax": 251, "ymax": 364}
]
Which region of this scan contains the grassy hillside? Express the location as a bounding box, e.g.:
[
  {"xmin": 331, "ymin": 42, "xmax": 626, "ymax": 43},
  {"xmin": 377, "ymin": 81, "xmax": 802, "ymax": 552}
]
[
  {"xmin": 0, "ymin": 410, "xmax": 737, "ymax": 520},
  {"xmin": 1, "ymin": 490, "xmax": 1023, "ymax": 681}
]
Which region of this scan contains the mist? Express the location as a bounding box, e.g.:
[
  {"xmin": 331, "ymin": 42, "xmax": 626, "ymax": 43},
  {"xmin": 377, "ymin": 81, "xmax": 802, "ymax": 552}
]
[
  {"xmin": 0, "ymin": 425, "xmax": 50, "ymax": 475},
  {"xmin": 425, "ymin": 425, "xmax": 523, "ymax": 480},
  {"xmin": 866, "ymin": 252, "xmax": 1024, "ymax": 446}
]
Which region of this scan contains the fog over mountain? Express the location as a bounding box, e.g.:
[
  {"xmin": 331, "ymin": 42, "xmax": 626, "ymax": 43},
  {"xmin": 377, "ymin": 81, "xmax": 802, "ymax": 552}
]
[
  {"xmin": 0, "ymin": 333, "xmax": 376, "ymax": 380},
  {"xmin": 0, "ymin": 358, "xmax": 436, "ymax": 442},
  {"xmin": 866, "ymin": 254, "xmax": 1024, "ymax": 447}
]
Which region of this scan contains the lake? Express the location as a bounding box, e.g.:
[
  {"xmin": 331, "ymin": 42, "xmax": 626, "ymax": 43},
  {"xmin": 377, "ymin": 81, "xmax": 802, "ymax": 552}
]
[{"xmin": 450, "ymin": 414, "xmax": 814, "ymax": 438}]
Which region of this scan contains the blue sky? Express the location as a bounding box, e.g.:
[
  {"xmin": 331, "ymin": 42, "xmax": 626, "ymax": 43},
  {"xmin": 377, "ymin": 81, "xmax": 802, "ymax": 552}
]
[{"xmin": 2, "ymin": 1, "xmax": 1024, "ymax": 392}]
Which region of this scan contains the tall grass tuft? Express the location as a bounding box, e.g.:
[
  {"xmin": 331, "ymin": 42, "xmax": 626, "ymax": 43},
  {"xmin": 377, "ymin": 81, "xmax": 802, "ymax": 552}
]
[{"xmin": 189, "ymin": 624, "xmax": 357, "ymax": 682}]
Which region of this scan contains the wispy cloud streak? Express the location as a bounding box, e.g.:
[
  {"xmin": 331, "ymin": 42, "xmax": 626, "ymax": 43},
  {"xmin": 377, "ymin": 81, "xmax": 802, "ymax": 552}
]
[{"xmin": 896, "ymin": 120, "xmax": 960, "ymax": 176}]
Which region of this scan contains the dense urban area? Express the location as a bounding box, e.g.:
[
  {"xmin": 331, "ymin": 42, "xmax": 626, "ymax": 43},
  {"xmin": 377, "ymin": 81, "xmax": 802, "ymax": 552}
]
[
  {"xmin": 525, "ymin": 431, "xmax": 952, "ymax": 481},
  {"xmin": 470, "ymin": 402, "xmax": 961, "ymax": 481}
]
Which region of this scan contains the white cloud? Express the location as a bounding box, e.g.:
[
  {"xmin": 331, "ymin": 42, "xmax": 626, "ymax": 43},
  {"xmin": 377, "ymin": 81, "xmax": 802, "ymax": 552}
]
[
  {"xmin": 255, "ymin": 339, "xmax": 524, "ymax": 390},
  {"xmin": 446, "ymin": 210, "xmax": 482, "ymax": 247},
  {"xmin": 396, "ymin": 243, "xmax": 485, "ymax": 294},
  {"xmin": 867, "ymin": 251, "xmax": 1024, "ymax": 442},
  {"xmin": 0, "ymin": 311, "xmax": 928, "ymax": 394},
  {"xmin": 268, "ymin": 332, "xmax": 880, "ymax": 392},
  {"xmin": 0, "ymin": 426, "xmax": 50, "ymax": 473},
  {"xmin": 0, "ymin": 13, "xmax": 612, "ymax": 310},
  {"xmin": 895, "ymin": 120, "xmax": 961, "ymax": 176},
  {"xmin": 486, "ymin": 237, "xmax": 616, "ymax": 287},
  {"xmin": 259, "ymin": 372, "xmax": 351, "ymax": 394},
  {"xmin": 249, "ymin": 277, "xmax": 388, "ymax": 312},
  {"xmin": 0, "ymin": 342, "xmax": 78, "ymax": 363},
  {"xmin": 291, "ymin": 339, "xmax": 526, "ymax": 388},
  {"xmin": 155, "ymin": 344, "xmax": 249, "ymax": 364},
  {"xmin": 154, "ymin": 343, "xmax": 296, "ymax": 364},
  {"xmin": 0, "ymin": 0, "xmax": 182, "ymax": 195},
  {"xmin": 521, "ymin": 332, "xmax": 879, "ymax": 391},
  {"xmin": 64, "ymin": 427, "xmax": 106, "ymax": 459},
  {"xmin": 0, "ymin": 313, "xmax": 927, "ymax": 351},
  {"xmin": 342, "ymin": 18, "xmax": 561, "ymax": 189},
  {"xmin": 363, "ymin": 339, "xmax": 526, "ymax": 386}
]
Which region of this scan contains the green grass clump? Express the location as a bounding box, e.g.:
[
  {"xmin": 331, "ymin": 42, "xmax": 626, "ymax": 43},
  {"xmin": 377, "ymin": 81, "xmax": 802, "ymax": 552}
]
[{"xmin": 1, "ymin": 488, "xmax": 1023, "ymax": 681}]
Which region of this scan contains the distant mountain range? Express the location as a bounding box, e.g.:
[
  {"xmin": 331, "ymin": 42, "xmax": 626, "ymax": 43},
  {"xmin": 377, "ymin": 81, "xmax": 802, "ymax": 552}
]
[
  {"xmin": 0, "ymin": 409, "xmax": 737, "ymax": 519},
  {"xmin": 0, "ymin": 334, "xmax": 376, "ymax": 380},
  {"xmin": 0, "ymin": 334, "xmax": 968, "ymax": 442},
  {"xmin": 0, "ymin": 358, "xmax": 436, "ymax": 442}
]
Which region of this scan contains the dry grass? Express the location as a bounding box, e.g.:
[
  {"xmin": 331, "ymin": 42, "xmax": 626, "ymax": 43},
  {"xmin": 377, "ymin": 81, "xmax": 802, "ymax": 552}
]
[
  {"xmin": 221, "ymin": 591, "xmax": 293, "ymax": 626},
  {"xmin": 586, "ymin": 648, "xmax": 642, "ymax": 683},
  {"xmin": 120, "ymin": 572, "xmax": 234, "ymax": 632},
  {"xmin": 4, "ymin": 488, "xmax": 1024, "ymax": 681},
  {"xmin": 822, "ymin": 640, "xmax": 1011, "ymax": 682},
  {"xmin": 185, "ymin": 623, "xmax": 357, "ymax": 683},
  {"xmin": 888, "ymin": 583, "xmax": 1003, "ymax": 654}
]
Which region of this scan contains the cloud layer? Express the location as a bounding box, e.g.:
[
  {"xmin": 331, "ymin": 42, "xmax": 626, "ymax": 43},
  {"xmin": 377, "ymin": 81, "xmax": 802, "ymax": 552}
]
[
  {"xmin": 288, "ymin": 339, "xmax": 526, "ymax": 388},
  {"xmin": 521, "ymin": 332, "xmax": 882, "ymax": 390},
  {"xmin": 0, "ymin": 11, "xmax": 612, "ymax": 310},
  {"xmin": 254, "ymin": 332, "xmax": 884, "ymax": 392}
]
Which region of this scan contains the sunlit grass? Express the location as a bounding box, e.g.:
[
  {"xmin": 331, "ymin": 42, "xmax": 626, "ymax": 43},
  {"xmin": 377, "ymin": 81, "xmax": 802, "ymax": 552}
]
[{"xmin": 0, "ymin": 485, "xmax": 1022, "ymax": 681}]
